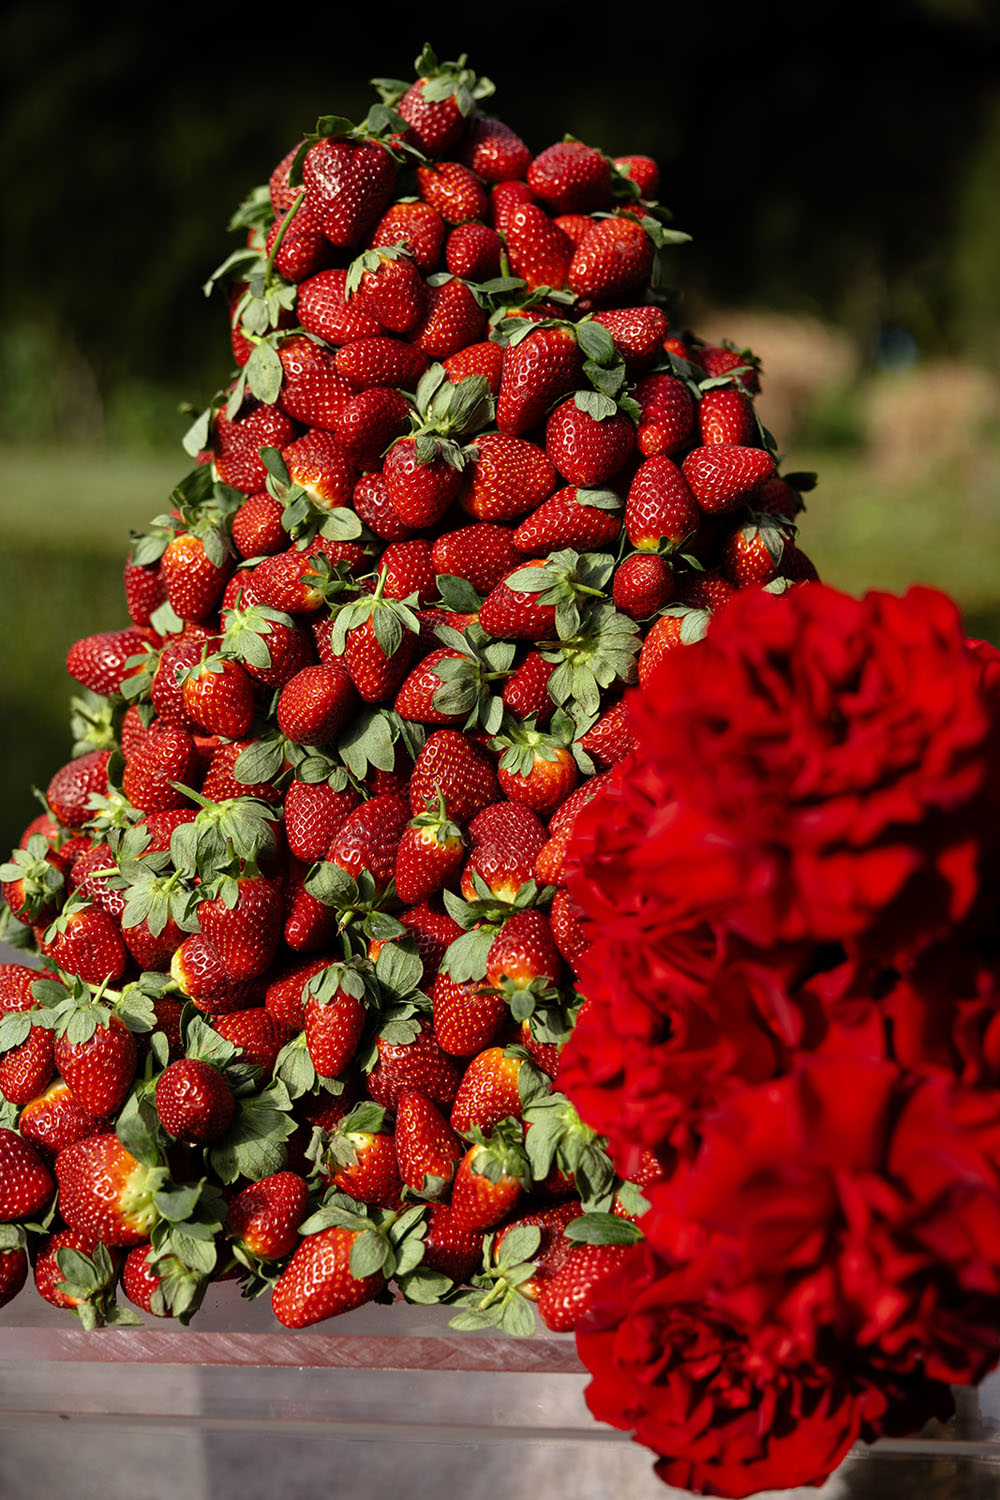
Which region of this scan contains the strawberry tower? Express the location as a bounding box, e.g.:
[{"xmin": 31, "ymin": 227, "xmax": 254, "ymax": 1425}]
[{"xmin": 0, "ymin": 36, "xmax": 818, "ymax": 1424}]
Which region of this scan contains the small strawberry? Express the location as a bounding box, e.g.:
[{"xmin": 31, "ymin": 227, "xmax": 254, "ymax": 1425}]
[
  {"xmin": 66, "ymin": 629, "xmax": 151, "ymax": 697},
  {"xmin": 450, "ymin": 1046, "xmax": 524, "ymax": 1135},
  {"xmin": 395, "ymin": 795, "xmax": 465, "ymax": 905},
  {"xmin": 271, "ymin": 1224, "xmax": 385, "ymax": 1329},
  {"xmin": 635, "ymin": 372, "xmax": 695, "ymax": 458},
  {"xmin": 446, "ymin": 222, "xmax": 503, "ymax": 280},
  {"xmin": 591, "ymin": 305, "xmax": 669, "ymax": 372},
  {"xmin": 155, "ymin": 1058, "xmax": 236, "ymax": 1143},
  {"xmin": 414, "ymin": 277, "xmax": 487, "ymax": 360},
  {"xmin": 720, "ymin": 519, "xmax": 788, "ymax": 587},
  {"xmin": 612, "ymin": 553, "xmax": 674, "ymax": 616},
  {"xmin": 681, "ymin": 445, "xmax": 775, "ymax": 513},
  {"xmin": 18, "ymin": 1080, "xmax": 107, "ymax": 1161},
  {"xmin": 284, "ymin": 779, "xmax": 360, "ymax": 863},
  {"xmin": 527, "ymin": 141, "xmax": 612, "ymax": 214},
  {"xmin": 327, "ymin": 794, "xmax": 410, "ymax": 892},
  {"xmin": 624, "ymin": 455, "xmax": 700, "ymax": 550},
  {"xmin": 334, "ymin": 387, "xmax": 411, "ymax": 472},
  {"xmin": 366, "ymin": 1018, "xmax": 461, "ymax": 1111},
  {"xmin": 1, "ymin": 836, "xmax": 65, "ymax": 927},
  {"xmin": 503, "ymin": 204, "xmax": 573, "ymax": 291},
  {"xmin": 302, "ymin": 135, "xmax": 397, "ymax": 248},
  {"xmin": 495, "ymin": 325, "xmax": 582, "ymax": 436},
  {"xmin": 698, "ymin": 386, "xmax": 757, "ymax": 446},
  {"xmin": 348, "ymin": 245, "xmax": 427, "ymax": 334},
  {"xmin": 408, "ymin": 730, "xmax": 500, "ymax": 822},
  {"xmin": 442, "ymin": 339, "xmax": 504, "ymax": 393},
  {"xmin": 568, "ymin": 216, "xmax": 653, "ymax": 302},
  {"xmin": 613, "ymin": 153, "xmax": 659, "ymax": 197},
  {"xmin": 416, "ymin": 161, "xmax": 488, "ymax": 226},
  {"xmin": 352, "ymin": 472, "xmax": 415, "ymax": 540},
  {"xmin": 181, "ymin": 655, "xmax": 255, "ymax": 738},
  {"xmin": 513, "ymin": 485, "xmax": 621, "ymax": 555},
  {"xmin": 231, "ymin": 493, "xmax": 287, "ymax": 558},
  {"xmin": 335, "ymin": 336, "xmax": 427, "ymax": 393},
  {"xmin": 431, "ymin": 972, "xmax": 508, "ymax": 1058},
  {"xmin": 460, "ymin": 115, "xmax": 530, "ymax": 182},
  {"xmin": 369, "ymin": 200, "xmax": 447, "ymax": 273},
  {"xmin": 197, "ymin": 876, "xmax": 284, "ymax": 980},
  {"xmin": 55, "ymin": 1132, "xmax": 163, "ymax": 1246},
  {"xmin": 420, "ymin": 1201, "xmax": 484, "ymax": 1281},
  {"xmin": 0, "ymin": 1126, "xmax": 54, "ymax": 1220},
  {"xmin": 536, "ymin": 1242, "xmax": 633, "ymax": 1331},
  {"xmin": 0, "ymin": 1022, "xmax": 55, "ymax": 1107},
  {"xmin": 303, "ymin": 964, "xmax": 367, "ymax": 1078},
  {"xmin": 276, "ymin": 662, "xmax": 359, "ymax": 745},
  {"xmin": 450, "ymin": 1119, "xmax": 529, "ymax": 1231},
  {"xmin": 124, "ymin": 552, "xmax": 167, "ymax": 628},
  {"xmin": 282, "ymin": 428, "xmax": 357, "ymax": 510},
  {"xmin": 495, "ymin": 728, "xmax": 578, "ymax": 815},
  {"xmin": 161, "ymin": 529, "xmax": 232, "ymax": 622},
  {"xmin": 42, "ymin": 901, "xmax": 129, "ymax": 986},
  {"xmin": 227, "ymin": 1171, "xmax": 309, "ymax": 1261},
  {"xmin": 459, "ymin": 433, "xmax": 557, "ymax": 523},
  {"xmin": 214, "ymin": 402, "xmax": 298, "ymax": 494},
  {"xmin": 323, "ymin": 1104, "xmax": 401, "ymax": 1207},
  {"xmin": 501, "ymin": 651, "xmax": 556, "ymax": 725},
  {"xmin": 696, "ymin": 341, "xmax": 761, "ymax": 391},
  {"xmin": 277, "ymin": 334, "xmax": 354, "ymax": 429},
  {"xmin": 545, "ymin": 399, "xmax": 635, "ymax": 487},
  {"xmin": 395, "ymin": 1091, "xmax": 463, "ymax": 1197}
]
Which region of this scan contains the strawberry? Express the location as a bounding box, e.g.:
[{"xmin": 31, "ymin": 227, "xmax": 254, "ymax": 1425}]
[
  {"xmin": 696, "ymin": 341, "xmax": 761, "ymax": 391},
  {"xmin": 366, "ymin": 1018, "xmax": 461, "ymax": 1111},
  {"xmin": 460, "ymin": 802, "xmax": 547, "ymax": 903},
  {"xmin": 161, "ymin": 529, "xmax": 232, "ymax": 622},
  {"xmin": 334, "ymin": 387, "xmax": 410, "ymax": 471},
  {"xmin": 417, "ymin": 161, "xmax": 488, "ymax": 226},
  {"xmin": 496, "ymin": 730, "xmax": 578, "ymax": 815},
  {"xmin": 124, "ymin": 552, "xmax": 167, "ymax": 627},
  {"xmin": 460, "ymin": 115, "xmax": 529, "ymax": 182},
  {"xmin": 33, "ymin": 1228, "xmax": 117, "ymax": 1315},
  {"xmin": 446, "ymin": 223, "xmax": 503, "ymax": 280},
  {"xmin": 625, "ymin": 455, "xmax": 700, "ymax": 550},
  {"xmin": 327, "ymin": 793, "xmax": 410, "ymax": 891},
  {"xmin": 271, "ymin": 1224, "xmax": 385, "ymax": 1328},
  {"xmin": 284, "ymin": 867, "xmax": 338, "ymax": 954},
  {"xmin": 66, "ymin": 629, "xmax": 151, "ymax": 697},
  {"xmin": 568, "ymin": 217, "xmax": 653, "ymax": 302},
  {"xmin": 681, "ymin": 445, "xmax": 775, "ymax": 513},
  {"xmin": 489, "ymin": 179, "xmax": 535, "ymax": 232},
  {"xmin": 323, "ymin": 1107, "xmax": 401, "ymax": 1207},
  {"xmin": 450, "ymin": 1119, "xmax": 529, "ymax": 1231},
  {"xmin": 122, "ymin": 720, "xmax": 200, "ymax": 814},
  {"xmin": 545, "ymin": 399, "xmax": 635, "ymax": 487},
  {"xmin": 478, "ymin": 560, "xmax": 556, "ymax": 641},
  {"xmin": 527, "ymin": 141, "xmax": 612, "ymax": 214},
  {"xmin": 420, "ymin": 1201, "xmax": 484, "ymax": 1281},
  {"xmin": 536, "ymin": 1242, "xmax": 632, "ymax": 1331},
  {"xmin": 431, "ymin": 522, "xmax": 518, "ymax": 595},
  {"xmin": 376, "ymin": 539, "xmax": 437, "ymax": 603},
  {"xmin": 200, "ymin": 739, "xmax": 283, "ymax": 807},
  {"xmin": 613, "ymin": 153, "xmax": 659, "ymax": 196},
  {"xmin": 781, "ymin": 542, "xmax": 820, "ymax": 582},
  {"xmin": 227, "ymin": 1171, "xmax": 309, "ymax": 1260},
  {"xmin": 486, "ymin": 910, "xmax": 562, "ymax": 992},
  {"xmin": 503, "ymin": 205, "xmax": 573, "ymax": 291},
  {"xmin": 699, "ymin": 386, "xmax": 757, "ymax": 446},
  {"xmin": 198, "ymin": 876, "xmax": 283, "ymax": 981},
  {"xmin": 277, "ymin": 334, "xmax": 354, "ymax": 429},
  {"xmin": 414, "ymin": 277, "xmax": 487, "ymax": 360},
  {"xmin": 450, "ymin": 1046, "xmax": 524, "ymax": 1135},
  {"xmin": 297, "ymin": 268, "xmax": 382, "ymax": 345},
  {"xmin": 431, "ymin": 972, "xmax": 508, "ymax": 1058},
  {"xmin": 155, "ymin": 1058, "xmax": 236, "ymax": 1143},
  {"xmin": 231, "ymin": 493, "xmax": 287, "ymax": 558},
  {"xmin": 18, "ymin": 1080, "xmax": 107, "ymax": 1161},
  {"xmin": 42, "ymin": 901, "xmax": 129, "ymax": 985},
  {"xmin": 408, "ymin": 730, "xmax": 499, "ymax": 821},
  {"xmin": 55, "ymin": 1133, "xmax": 162, "ymax": 1246},
  {"xmin": 638, "ymin": 611, "xmax": 695, "ymax": 683},
  {"xmin": 151, "ymin": 639, "xmax": 204, "ymax": 728},
  {"xmin": 277, "ymin": 662, "xmax": 358, "ymax": 745},
  {"xmin": 302, "ymin": 136, "xmax": 397, "ymax": 248},
  {"xmin": 330, "ymin": 589, "xmax": 419, "ymax": 705},
  {"xmin": 395, "ymin": 797, "xmax": 465, "ymax": 904},
  {"xmin": 502, "ymin": 651, "xmax": 556, "ymax": 725},
  {"xmin": 222, "ymin": 604, "xmax": 315, "ymax": 689},
  {"xmin": 282, "ymin": 428, "xmax": 357, "ymax": 510},
  {"xmin": 513, "ymin": 485, "xmax": 621, "ymax": 555},
  {"xmin": 442, "ymin": 339, "xmax": 504, "ymax": 393},
  {"xmin": 284, "ymin": 779, "xmax": 359, "ymax": 863},
  {"xmin": 0, "ymin": 1022, "xmax": 56, "ymax": 1107},
  {"xmin": 1, "ymin": 836, "xmax": 65, "ymax": 927},
  {"xmin": 265, "ymin": 954, "xmax": 333, "ymax": 1028},
  {"xmin": 0, "ymin": 964, "xmax": 41, "ymax": 1013},
  {"xmin": 395, "ymin": 1091, "xmax": 463, "ymax": 1196},
  {"xmin": 46, "ymin": 749, "xmax": 113, "ymax": 830},
  {"xmin": 369, "ymin": 200, "xmax": 447, "ymax": 273},
  {"xmin": 335, "ymin": 336, "xmax": 427, "ymax": 393},
  {"xmin": 0, "ymin": 1126, "xmax": 54, "ymax": 1220},
  {"xmin": 383, "ymin": 437, "xmax": 464, "ymax": 528},
  {"xmin": 181, "ymin": 655, "xmax": 255, "ymax": 738},
  {"xmin": 721, "ymin": 519, "xmax": 788, "ymax": 587},
  {"xmin": 352, "ymin": 472, "xmax": 415, "ymax": 540},
  {"xmin": 0, "ymin": 1245, "xmax": 27, "ymax": 1308},
  {"xmin": 635, "ymin": 372, "xmax": 696, "ymax": 458},
  {"xmin": 266, "ymin": 206, "xmax": 332, "ymax": 283},
  {"xmin": 549, "ymin": 887, "xmax": 588, "ymax": 968},
  {"xmin": 349, "ymin": 246, "xmax": 427, "ymax": 334},
  {"xmin": 459, "ymin": 433, "xmax": 557, "ymax": 523},
  {"xmin": 591, "ymin": 306, "xmax": 670, "ymax": 373},
  {"xmin": 214, "ymin": 402, "xmax": 298, "ymax": 494},
  {"xmin": 578, "ymin": 704, "xmax": 635, "ymax": 768},
  {"xmin": 53, "ymin": 1010, "xmax": 137, "ymax": 1116},
  {"xmin": 612, "ymin": 552, "xmax": 674, "ymax": 616},
  {"xmin": 303, "ymin": 965, "xmax": 367, "ymax": 1078},
  {"xmin": 495, "ymin": 326, "xmax": 582, "ymax": 436}
]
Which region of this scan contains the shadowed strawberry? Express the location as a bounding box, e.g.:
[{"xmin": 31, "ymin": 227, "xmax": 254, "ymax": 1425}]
[
  {"xmin": 0, "ymin": 1022, "xmax": 55, "ymax": 1107},
  {"xmin": 123, "ymin": 720, "xmax": 200, "ymax": 814},
  {"xmin": 446, "ymin": 223, "xmax": 503, "ymax": 280},
  {"xmin": 420, "ymin": 1201, "xmax": 484, "ymax": 1282},
  {"xmin": 392, "ymin": 45, "xmax": 494, "ymax": 157},
  {"xmin": 303, "ymin": 963, "xmax": 368, "ymax": 1078},
  {"xmin": 613, "ymin": 152, "xmax": 659, "ymax": 195},
  {"xmin": 161, "ymin": 528, "xmax": 233, "ymax": 622},
  {"xmin": 489, "ymin": 179, "xmax": 534, "ymax": 232},
  {"xmin": 213, "ymin": 1008, "xmax": 295, "ymax": 1073},
  {"xmin": 222, "ymin": 603, "xmax": 316, "ymax": 688},
  {"xmin": 416, "ymin": 160, "xmax": 488, "ymax": 225},
  {"xmin": 591, "ymin": 306, "xmax": 669, "ymax": 372},
  {"xmin": 351, "ymin": 472, "xmax": 415, "ymax": 541},
  {"xmin": 367, "ymin": 1018, "xmax": 461, "ymax": 1111},
  {"xmin": 635, "ymin": 373, "xmax": 695, "ymax": 457},
  {"xmin": 284, "ymin": 778, "xmax": 359, "ymax": 862},
  {"xmin": 1, "ymin": 836, "xmax": 66, "ymax": 927},
  {"xmin": 432, "ymin": 522, "xmax": 520, "ymax": 595},
  {"xmin": 297, "ymin": 267, "xmax": 382, "ymax": 345},
  {"xmin": 214, "ymin": 402, "xmax": 298, "ymax": 494},
  {"xmin": 721, "ymin": 519, "xmax": 789, "ymax": 586},
  {"xmin": 395, "ymin": 1091, "xmax": 463, "ymax": 1196},
  {"xmin": 450, "ymin": 1119, "xmax": 530, "ymax": 1231},
  {"xmin": 577, "ymin": 703, "xmax": 635, "ymax": 768},
  {"xmin": 266, "ymin": 203, "xmax": 333, "ymax": 283},
  {"xmin": 151, "ymin": 638, "xmax": 204, "ymax": 728},
  {"xmin": 698, "ymin": 386, "xmax": 757, "ymax": 446},
  {"xmin": 124, "ymin": 552, "xmax": 167, "ymax": 627},
  {"xmin": 549, "ymin": 887, "xmax": 588, "ymax": 968},
  {"xmin": 326, "ymin": 792, "xmax": 410, "ymax": 893},
  {"xmin": 460, "ymin": 802, "xmax": 547, "ymax": 903},
  {"xmin": 368, "ymin": 901, "xmax": 463, "ymax": 986},
  {"xmin": 536, "ymin": 1241, "xmax": 633, "ymax": 1331},
  {"xmin": 408, "ymin": 730, "xmax": 499, "ymax": 822},
  {"xmin": 459, "ymin": 113, "xmax": 529, "ymax": 181},
  {"xmin": 33, "ymin": 1229, "xmax": 127, "ymax": 1328},
  {"xmin": 0, "ymin": 1126, "xmax": 54, "ymax": 1220},
  {"xmin": 282, "ymin": 429, "xmax": 357, "ymax": 510},
  {"xmin": 501, "ymin": 651, "xmax": 556, "ymax": 725},
  {"xmin": 431, "ymin": 971, "xmax": 508, "ymax": 1058},
  {"xmin": 696, "ymin": 341, "xmax": 761, "ymax": 391},
  {"xmin": 336, "ymin": 336, "xmax": 427, "ymax": 394},
  {"xmin": 442, "ymin": 340, "xmax": 504, "ymax": 392},
  {"xmin": 0, "ymin": 1244, "xmax": 27, "ymax": 1309},
  {"xmin": 320, "ymin": 1102, "xmax": 401, "ymax": 1207},
  {"xmin": 156, "ymin": 1058, "xmax": 236, "ymax": 1143},
  {"xmin": 528, "ymin": 140, "xmax": 612, "ymax": 214},
  {"xmin": 334, "ymin": 387, "xmax": 411, "ymax": 472}
]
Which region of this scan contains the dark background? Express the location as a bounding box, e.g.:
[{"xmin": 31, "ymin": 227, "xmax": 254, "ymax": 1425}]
[{"xmin": 0, "ymin": 0, "xmax": 998, "ymax": 851}]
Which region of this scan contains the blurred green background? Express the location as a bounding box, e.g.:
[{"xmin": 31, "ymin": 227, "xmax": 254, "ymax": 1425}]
[{"xmin": 1, "ymin": 0, "xmax": 999, "ymax": 853}]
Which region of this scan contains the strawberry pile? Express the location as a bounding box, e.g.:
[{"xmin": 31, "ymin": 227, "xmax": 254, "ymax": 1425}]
[{"xmin": 0, "ymin": 45, "xmax": 817, "ymax": 1335}]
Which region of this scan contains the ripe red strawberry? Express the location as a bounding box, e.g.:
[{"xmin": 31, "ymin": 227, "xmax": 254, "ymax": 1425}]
[
  {"xmin": 613, "ymin": 153, "xmax": 659, "ymax": 196},
  {"xmin": 699, "ymin": 387, "xmax": 757, "ymax": 446},
  {"xmin": 42, "ymin": 902, "xmax": 129, "ymax": 985},
  {"xmin": 398, "ymin": 78, "xmax": 466, "ymax": 156},
  {"xmin": 2, "ymin": 837, "xmax": 65, "ymax": 927},
  {"xmin": 696, "ymin": 341, "xmax": 762, "ymax": 391},
  {"xmin": 302, "ymin": 136, "xmax": 396, "ymax": 248},
  {"xmin": 420, "ymin": 1201, "xmax": 484, "ymax": 1281},
  {"xmin": 414, "ymin": 277, "xmax": 487, "ymax": 360},
  {"xmin": 375, "ymin": 539, "xmax": 436, "ymax": 603},
  {"xmin": 383, "ymin": 437, "xmax": 464, "ymax": 528},
  {"xmin": 612, "ymin": 552, "xmax": 674, "ymax": 616},
  {"xmin": 324, "ymin": 1115, "xmax": 401, "ymax": 1207},
  {"xmin": 351, "ymin": 246, "xmax": 427, "ymax": 333},
  {"xmin": 222, "ymin": 604, "xmax": 315, "ymax": 689},
  {"xmin": 55, "ymin": 1133, "xmax": 161, "ymax": 1246},
  {"xmin": 369, "ymin": 200, "xmax": 447, "ymax": 273},
  {"xmin": 335, "ymin": 336, "xmax": 427, "ymax": 393},
  {"xmin": 496, "ymin": 734, "xmax": 578, "ymax": 816},
  {"xmin": 450, "ymin": 1120, "xmax": 529, "ymax": 1231},
  {"xmin": 352, "ymin": 472, "xmax": 415, "ymax": 540},
  {"xmin": 284, "ymin": 779, "xmax": 360, "ymax": 862},
  {"xmin": 124, "ymin": 552, "xmax": 166, "ymax": 627},
  {"xmin": 18, "ymin": 1080, "xmax": 107, "ymax": 1161},
  {"xmin": 266, "ymin": 205, "xmax": 333, "ymax": 283},
  {"xmin": 450, "ymin": 1047, "xmax": 524, "ymax": 1135},
  {"xmin": 417, "ymin": 161, "xmax": 488, "ymax": 226},
  {"xmin": 155, "ymin": 1058, "xmax": 236, "ymax": 1143},
  {"xmin": 200, "ymin": 739, "xmax": 283, "ymax": 807},
  {"xmin": 0, "ymin": 1126, "xmax": 54, "ymax": 1220},
  {"xmin": 395, "ymin": 800, "xmax": 465, "ymax": 904},
  {"xmin": 442, "ymin": 339, "xmax": 504, "ymax": 393},
  {"xmin": 211, "ymin": 1008, "xmax": 294, "ymax": 1073},
  {"xmin": 408, "ymin": 730, "xmax": 499, "ymax": 822},
  {"xmin": 430, "ymin": 523, "xmax": 517, "ymax": 595},
  {"xmin": 366, "ymin": 1018, "xmax": 461, "ymax": 1111},
  {"xmin": 635, "ymin": 373, "xmax": 695, "ymax": 457},
  {"xmin": 681, "ymin": 445, "xmax": 776, "ymax": 514},
  {"xmin": 277, "ymin": 333, "xmax": 354, "ymax": 428},
  {"xmin": 46, "ymin": 749, "xmax": 113, "ymax": 830},
  {"xmin": 198, "ymin": 876, "xmax": 283, "ymax": 981},
  {"xmin": 181, "ymin": 655, "xmax": 255, "ymax": 738},
  {"xmin": 334, "ymin": 387, "xmax": 410, "ymax": 471},
  {"xmin": 536, "ymin": 1242, "xmax": 632, "ymax": 1331},
  {"xmin": 431, "ymin": 971, "xmax": 508, "ymax": 1058},
  {"xmin": 122, "ymin": 720, "xmax": 200, "ymax": 814},
  {"xmin": 231, "ymin": 493, "xmax": 287, "ymax": 558},
  {"xmin": 591, "ymin": 306, "xmax": 670, "ymax": 372},
  {"xmin": 227, "ymin": 1171, "xmax": 309, "ymax": 1260},
  {"xmin": 33, "ymin": 1228, "xmax": 115, "ymax": 1312},
  {"xmin": 327, "ymin": 793, "xmax": 410, "ymax": 891},
  {"xmin": 214, "ymin": 402, "xmax": 298, "ymax": 493},
  {"xmin": 504, "ymin": 204, "xmax": 573, "ymax": 290},
  {"xmin": 395, "ymin": 1091, "xmax": 463, "ymax": 1196},
  {"xmin": 264, "ymin": 954, "xmax": 332, "ymax": 1028},
  {"xmin": 272, "ymin": 1225, "xmax": 385, "ymax": 1328},
  {"xmin": 282, "ymin": 429, "xmax": 357, "ymax": 510},
  {"xmin": 446, "ymin": 223, "xmax": 503, "ymax": 280},
  {"xmin": 0, "ymin": 1023, "xmax": 55, "ymax": 1107},
  {"xmin": 489, "ymin": 179, "xmax": 535, "ymax": 232},
  {"xmin": 0, "ymin": 1245, "xmax": 27, "ymax": 1308},
  {"xmin": 721, "ymin": 519, "xmax": 788, "ymax": 586},
  {"xmin": 161, "ymin": 530, "xmax": 232, "ymax": 622},
  {"xmin": 528, "ymin": 141, "xmax": 612, "ymax": 214},
  {"xmin": 297, "ymin": 268, "xmax": 381, "ymax": 345},
  {"xmin": 66, "ymin": 629, "xmax": 151, "ymax": 697},
  {"xmin": 0, "ymin": 964, "xmax": 42, "ymax": 1013},
  {"xmin": 276, "ymin": 662, "xmax": 358, "ymax": 745},
  {"xmin": 303, "ymin": 970, "xmax": 367, "ymax": 1078},
  {"xmin": 502, "ymin": 650, "xmax": 556, "ymax": 725},
  {"xmin": 637, "ymin": 611, "xmax": 694, "ymax": 683},
  {"xmin": 545, "ymin": 399, "xmax": 635, "ymax": 487},
  {"xmin": 495, "ymin": 326, "xmax": 582, "ymax": 435},
  {"xmin": 284, "ymin": 864, "xmax": 338, "ymax": 953},
  {"xmin": 151, "ymin": 638, "xmax": 203, "ymax": 727},
  {"xmin": 459, "ymin": 433, "xmax": 557, "ymax": 522},
  {"xmin": 568, "ymin": 217, "xmax": 653, "ymax": 302},
  {"xmin": 486, "ymin": 909, "xmax": 562, "ymax": 991},
  {"xmin": 53, "ymin": 1011, "xmax": 137, "ymax": 1115},
  {"xmin": 478, "ymin": 560, "xmax": 557, "ymax": 641},
  {"xmin": 460, "ymin": 115, "xmax": 530, "ymax": 182},
  {"xmin": 461, "ymin": 802, "xmax": 547, "ymax": 903},
  {"xmin": 625, "ymin": 455, "xmax": 700, "ymax": 550},
  {"xmin": 513, "ymin": 485, "xmax": 621, "ymax": 554}
]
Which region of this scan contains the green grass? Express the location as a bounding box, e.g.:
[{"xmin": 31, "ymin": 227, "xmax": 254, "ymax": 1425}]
[{"xmin": 1, "ymin": 437, "xmax": 999, "ymax": 857}]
